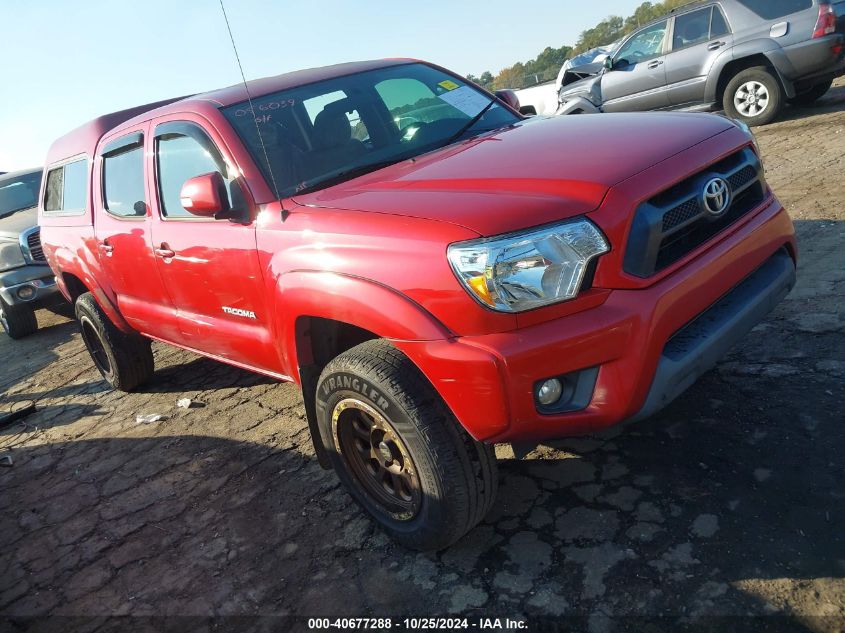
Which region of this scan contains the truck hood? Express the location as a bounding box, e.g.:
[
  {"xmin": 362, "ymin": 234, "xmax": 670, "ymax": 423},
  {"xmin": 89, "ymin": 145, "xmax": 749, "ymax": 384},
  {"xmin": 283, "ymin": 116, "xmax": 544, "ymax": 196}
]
[
  {"xmin": 293, "ymin": 113, "xmax": 735, "ymax": 237},
  {"xmin": 561, "ymin": 62, "xmax": 604, "ymax": 88},
  {"xmin": 0, "ymin": 206, "xmax": 37, "ymax": 241}
]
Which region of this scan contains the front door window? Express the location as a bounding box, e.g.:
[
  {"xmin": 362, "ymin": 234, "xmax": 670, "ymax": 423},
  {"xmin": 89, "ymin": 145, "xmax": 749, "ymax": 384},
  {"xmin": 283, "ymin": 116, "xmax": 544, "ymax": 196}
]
[{"xmin": 615, "ymin": 20, "xmax": 669, "ymax": 67}]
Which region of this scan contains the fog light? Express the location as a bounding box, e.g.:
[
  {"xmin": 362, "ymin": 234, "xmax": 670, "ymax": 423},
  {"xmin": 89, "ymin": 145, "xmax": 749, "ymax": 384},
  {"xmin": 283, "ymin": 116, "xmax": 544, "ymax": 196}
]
[
  {"xmin": 536, "ymin": 379, "xmax": 563, "ymax": 406},
  {"xmin": 17, "ymin": 285, "xmax": 35, "ymax": 301}
]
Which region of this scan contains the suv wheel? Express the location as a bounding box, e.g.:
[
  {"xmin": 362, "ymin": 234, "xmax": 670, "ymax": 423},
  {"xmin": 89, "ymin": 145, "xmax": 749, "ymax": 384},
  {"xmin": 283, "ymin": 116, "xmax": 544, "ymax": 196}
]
[
  {"xmin": 724, "ymin": 67, "xmax": 783, "ymax": 126},
  {"xmin": 315, "ymin": 339, "xmax": 498, "ymax": 552},
  {"xmin": 788, "ymin": 79, "xmax": 833, "ymax": 107},
  {"xmin": 0, "ymin": 297, "xmax": 38, "ymax": 340},
  {"xmin": 75, "ymin": 292, "xmax": 154, "ymax": 391}
]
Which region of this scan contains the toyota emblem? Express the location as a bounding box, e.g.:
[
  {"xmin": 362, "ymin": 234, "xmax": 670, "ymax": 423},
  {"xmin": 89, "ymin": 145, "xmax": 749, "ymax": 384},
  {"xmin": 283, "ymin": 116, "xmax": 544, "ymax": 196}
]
[{"xmin": 702, "ymin": 177, "xmax": 731, "ymax": 216}]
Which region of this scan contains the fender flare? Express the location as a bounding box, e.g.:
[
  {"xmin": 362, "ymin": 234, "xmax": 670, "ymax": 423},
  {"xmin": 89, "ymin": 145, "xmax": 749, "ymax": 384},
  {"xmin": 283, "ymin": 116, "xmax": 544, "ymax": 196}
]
[
  {"xmin": 274, "ymin": 270, "xmax": 452, "ymax": 382},
  {"xmin": 274, "ymin": 271, "xmax": 458, "ymax": 469},
  {"xmin": 706, "ymin": 42, "xmax": 797, "ymax": 103},
  {"xmin": 52, "ymin": 247, "xmax": 133, "ymax": 333}
]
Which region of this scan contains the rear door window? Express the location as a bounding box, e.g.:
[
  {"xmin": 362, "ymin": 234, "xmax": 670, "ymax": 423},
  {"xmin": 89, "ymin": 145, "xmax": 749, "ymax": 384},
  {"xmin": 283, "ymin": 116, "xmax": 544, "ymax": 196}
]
[
  {"xmin": 103, "ymin": 139, "xmax": 146, "ymax": 218},
  {"xmin": 44, "ymin": 159, "xmax": 87, "ymax": 215},
  {"xmin": 711, "ymin": 6, "xmax": 730, "ymax": 37},
  {"xmin": 673, "ymin": 8, "xmax": 715, "ymax": 50},
  {"xmin": 737, "ymin": 0, "xmax": 812, "ymax": 19}
]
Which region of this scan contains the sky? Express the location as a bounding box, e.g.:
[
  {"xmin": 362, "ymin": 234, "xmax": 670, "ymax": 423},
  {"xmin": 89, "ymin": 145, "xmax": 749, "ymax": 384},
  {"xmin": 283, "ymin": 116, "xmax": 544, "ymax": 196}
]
[{"xmin": 0, "ymin": 0, "xmax": 637, "ymax": 171}]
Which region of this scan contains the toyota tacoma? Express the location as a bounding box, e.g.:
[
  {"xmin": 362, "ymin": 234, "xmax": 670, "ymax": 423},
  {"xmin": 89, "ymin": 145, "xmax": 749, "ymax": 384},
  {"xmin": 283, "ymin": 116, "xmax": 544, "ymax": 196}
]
[{"xmin": 39, "ymin": 60, "xmax": 797, "ymax": 550}]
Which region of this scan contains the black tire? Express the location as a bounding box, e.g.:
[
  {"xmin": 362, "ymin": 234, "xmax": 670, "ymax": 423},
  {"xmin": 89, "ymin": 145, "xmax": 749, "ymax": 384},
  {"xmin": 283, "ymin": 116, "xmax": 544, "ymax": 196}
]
[
  {"xmin": 788, "ymin": 79, "xmax": 833, "ymax": 107},
  {"xmin": 0, "ymin": 297, "xmax": 38, "ymax": 340},
  {"xmin": 723, "ymin": 67, "xmax": 783, "ymax": 126},
  {"xmin": 315, "ymin": 339, "xmax": 498, "ymax": 551},
  {"xmin": 75, "ymin": 292, "xmax": 154, "ymax": 391}
]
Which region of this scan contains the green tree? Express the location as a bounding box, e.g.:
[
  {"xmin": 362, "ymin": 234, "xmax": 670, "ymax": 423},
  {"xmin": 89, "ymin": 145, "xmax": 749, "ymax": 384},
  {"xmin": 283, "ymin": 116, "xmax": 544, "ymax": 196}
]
[{"xmin": 472, "ymin": 0, "xmax": 697, "ymax": 90}]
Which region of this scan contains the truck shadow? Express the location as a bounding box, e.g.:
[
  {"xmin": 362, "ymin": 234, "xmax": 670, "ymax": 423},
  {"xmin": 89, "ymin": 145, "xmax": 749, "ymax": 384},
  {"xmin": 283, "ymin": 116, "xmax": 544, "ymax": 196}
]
[
  {"xmin": 145, "ymin": 354, "xmax": 278, "ymax": 393},
  {"xmin": 772, "ymin": 80, "xmax": 845, "ymax": 124},
  {"xmin": 0, "ymin": 405, "xmax": 839, "ymax": 628}
]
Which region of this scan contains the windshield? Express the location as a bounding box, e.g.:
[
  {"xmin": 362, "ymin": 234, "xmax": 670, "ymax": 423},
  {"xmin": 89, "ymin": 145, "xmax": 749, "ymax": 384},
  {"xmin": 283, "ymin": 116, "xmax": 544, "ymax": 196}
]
[
  {"xmin": 0, "ymin": 171, "xmax": 42, "ymax": 218},
  {"xmin": 221, "ymin": 62, "xmax": 518, "ymax": 198}
]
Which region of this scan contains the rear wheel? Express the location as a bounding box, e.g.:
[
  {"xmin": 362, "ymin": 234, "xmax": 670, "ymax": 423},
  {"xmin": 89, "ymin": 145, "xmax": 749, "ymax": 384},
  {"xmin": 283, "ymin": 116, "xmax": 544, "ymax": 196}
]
[
  {"xmin": 789, "ymin": 79, "xmax": 833, "ymax": 107},
  {"xmin": 315, "ymin": 339, "xmax": 498, "ymax": 551},
  {"xmin": 75, "ymin": 292, "xmax": 154, "ymax": 391},
  {"xmin": 0, "ymin": 297, "xmax": 38, "ymax": 340},
  {"xmin": 724, "ymin": 67, "xmax": 783, "ymax": 126}
]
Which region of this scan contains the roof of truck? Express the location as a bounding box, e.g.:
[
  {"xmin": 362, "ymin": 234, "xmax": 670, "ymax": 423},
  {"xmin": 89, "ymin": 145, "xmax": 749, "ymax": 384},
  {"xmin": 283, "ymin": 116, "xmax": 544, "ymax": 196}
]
[{"xmin": 44, "ymin": 59, "xmax": 413, "ymax": 166}]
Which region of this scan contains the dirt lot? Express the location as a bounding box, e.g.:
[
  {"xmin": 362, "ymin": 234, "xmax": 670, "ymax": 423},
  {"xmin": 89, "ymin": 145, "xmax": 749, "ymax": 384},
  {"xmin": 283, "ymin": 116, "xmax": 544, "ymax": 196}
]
[{"xmin": 1, "ymin": 80, "xmax": 843, "ymax": 632}]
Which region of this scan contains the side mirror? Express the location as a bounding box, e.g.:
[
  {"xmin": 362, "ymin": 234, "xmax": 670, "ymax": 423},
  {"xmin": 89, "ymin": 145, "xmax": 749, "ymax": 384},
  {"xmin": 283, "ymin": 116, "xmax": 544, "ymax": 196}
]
[
  {"xmin": 604, "ymin": 56, "xmax": 614, "ymax": 71},
  {"xmin": 494, "ymin": 89, "xmax": 521, "ymax": 111},
  {"xmin": 180, "ymin": 172, "xmax": 228, "ymax": 217}
]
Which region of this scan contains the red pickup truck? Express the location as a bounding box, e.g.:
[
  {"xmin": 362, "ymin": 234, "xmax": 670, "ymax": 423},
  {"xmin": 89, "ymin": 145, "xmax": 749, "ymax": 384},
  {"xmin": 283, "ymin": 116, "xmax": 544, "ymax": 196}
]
[{"xmin": 39, "ymin": 59, "xmax": 796, "ymax": 550}]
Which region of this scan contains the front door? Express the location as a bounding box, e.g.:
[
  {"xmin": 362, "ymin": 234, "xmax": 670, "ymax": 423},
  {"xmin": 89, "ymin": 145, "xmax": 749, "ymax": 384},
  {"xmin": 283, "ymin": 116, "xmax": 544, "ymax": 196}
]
[
  {"xmin": 147, "ymin": 117, "xmax": 278, "ymax": 374},
  {"xmin": 601, "ymin": 19, "xmax": 671, "ymax": 112},
  {"xmin": 664, "ymin": 5, "xmax": 734, "ymax": 107},
  {"xmin": 93, "ymin": 127, "xmax": 182, "ymax": 341}
]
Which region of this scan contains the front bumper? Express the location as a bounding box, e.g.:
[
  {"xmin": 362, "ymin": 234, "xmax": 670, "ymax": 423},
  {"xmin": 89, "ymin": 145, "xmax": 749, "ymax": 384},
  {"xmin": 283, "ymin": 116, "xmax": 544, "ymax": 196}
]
[
  {"xmin": 0, "ymin": 265, "xmax": 61, "ymax": 308},
  {"xmin": 394, "ymin": 198, "xmax": 796, "ymax": 443}
]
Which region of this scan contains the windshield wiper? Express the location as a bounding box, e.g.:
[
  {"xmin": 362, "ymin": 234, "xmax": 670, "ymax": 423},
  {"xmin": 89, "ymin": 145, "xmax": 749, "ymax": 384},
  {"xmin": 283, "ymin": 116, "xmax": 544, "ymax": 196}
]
[
  {"xmin": 294, "ymin": 158, "xmax": 410, "ymax": 196},
  {"xmin": 441, "ymin": 99, "xmax": 497, "ymax": 147}
]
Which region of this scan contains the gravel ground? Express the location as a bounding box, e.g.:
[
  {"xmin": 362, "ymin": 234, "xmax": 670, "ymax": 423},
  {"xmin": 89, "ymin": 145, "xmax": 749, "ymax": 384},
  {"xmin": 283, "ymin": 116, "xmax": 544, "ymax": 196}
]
[{"xmin": 1, "ymin": 79, "xmax": 843, "ymax": 632}]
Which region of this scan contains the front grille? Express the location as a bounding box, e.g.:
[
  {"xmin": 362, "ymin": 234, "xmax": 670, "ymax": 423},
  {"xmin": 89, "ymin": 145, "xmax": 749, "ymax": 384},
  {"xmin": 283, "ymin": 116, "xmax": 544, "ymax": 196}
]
[
  {"xmin": 25, "ymin": 228, "xmax": 45, "ymax": 263},
  {"xmin": 623, "ymin": 147, "xmax": 767, "ymax": 278},
  {"xmin": 662, "ymin": 199, "xmax": 700, "ymax": 232}
]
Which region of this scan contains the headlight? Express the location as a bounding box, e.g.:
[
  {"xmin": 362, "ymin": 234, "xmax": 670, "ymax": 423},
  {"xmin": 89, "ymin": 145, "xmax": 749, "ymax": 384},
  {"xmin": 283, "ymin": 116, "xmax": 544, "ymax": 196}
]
[
  {"xmin": 448, "ymin": 218, "xmax": 609, "ymax": 313},
  {"xmin": 0, "ymin": 240, "xmax": 25, "ymax": 272}
]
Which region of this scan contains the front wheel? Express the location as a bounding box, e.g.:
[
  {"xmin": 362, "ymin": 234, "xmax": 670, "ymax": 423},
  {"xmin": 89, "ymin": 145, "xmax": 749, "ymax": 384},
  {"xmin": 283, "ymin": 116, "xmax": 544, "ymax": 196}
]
[
  {"xmin": 723, "ymin": 67, "xmax": 783, "ymax": 126},
  {"xmin": 75, "ymin": 292, "xmax": 154, "ymax": 391},
  {"xmin": 0, "ymin": 297, "xmax": 38, "ymax": 340},
  {"xmin": 315, "ymin": 339, "xmax": 498, "ymax": 552}
]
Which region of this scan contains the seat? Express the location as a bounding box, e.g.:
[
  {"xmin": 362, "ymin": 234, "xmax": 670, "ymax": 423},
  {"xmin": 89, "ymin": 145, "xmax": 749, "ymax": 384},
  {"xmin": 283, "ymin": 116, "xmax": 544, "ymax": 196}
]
[
  {"xmin": 677, "ymin": 20, "xmax": 708, "ymax": 48},
  {"xmin": 306, "ymin": 108, "xmax": 367, "ymax": 180}
]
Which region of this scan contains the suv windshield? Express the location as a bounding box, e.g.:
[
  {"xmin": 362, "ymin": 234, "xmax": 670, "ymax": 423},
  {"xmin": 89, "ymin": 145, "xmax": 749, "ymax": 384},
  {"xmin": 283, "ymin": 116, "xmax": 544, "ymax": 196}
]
[
  {"xmin": 0, "ymin": 171, "xmax": 42, "ymax": 218},
  {"xmin": 221, "ymin": 62, "xmax": 518, "ymax": 198}
]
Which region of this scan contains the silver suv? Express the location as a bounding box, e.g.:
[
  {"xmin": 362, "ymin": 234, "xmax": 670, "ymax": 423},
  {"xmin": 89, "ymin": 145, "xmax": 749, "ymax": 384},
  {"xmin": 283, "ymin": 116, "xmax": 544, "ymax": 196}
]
[
  {"xmin": 558, "ymin": 0, "xmax": 845, "ymax": 125},
  {"xmin": 0, "ymin": 168, "xmax": 61, "ymax": 339}
]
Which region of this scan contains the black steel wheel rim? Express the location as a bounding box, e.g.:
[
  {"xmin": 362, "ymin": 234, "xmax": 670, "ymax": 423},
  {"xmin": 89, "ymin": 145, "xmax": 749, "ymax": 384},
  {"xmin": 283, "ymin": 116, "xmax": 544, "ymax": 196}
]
[
  {"xmin": 80, "ymin": 316, "xmax": 112, "ymax": 377},
  {"xmin": 332, "ymin": 398, "xmax": 421, "ymax": 521}
]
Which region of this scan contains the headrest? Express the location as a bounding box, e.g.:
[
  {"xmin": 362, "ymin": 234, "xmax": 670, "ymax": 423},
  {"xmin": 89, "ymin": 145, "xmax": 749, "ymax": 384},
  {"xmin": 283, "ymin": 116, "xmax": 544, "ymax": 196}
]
[
  {"xmin": 684, "ymin": 20, "xmax": 706, "ymax": 42},
  {"xmin": 313, "ymin": 109, "xmax": 352, "ymax": 150}
]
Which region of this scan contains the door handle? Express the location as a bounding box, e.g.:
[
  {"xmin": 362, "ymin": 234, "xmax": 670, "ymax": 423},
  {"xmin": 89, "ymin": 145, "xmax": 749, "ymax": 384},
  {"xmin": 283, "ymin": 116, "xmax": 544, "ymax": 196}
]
[
  {"xmin": 648, "ymin": 60, "xmax": 664, "ymax": 69},
  {"xmin": 155, "ymin": 244, "xmax": 176, "ymax": 259},
  {"xmin": 98, "ymin": 241, "xmax": 114, "ymax": 255},
  {"xmin": 708, "ymin": 41, "xmax": 725, "ymax": 51}
]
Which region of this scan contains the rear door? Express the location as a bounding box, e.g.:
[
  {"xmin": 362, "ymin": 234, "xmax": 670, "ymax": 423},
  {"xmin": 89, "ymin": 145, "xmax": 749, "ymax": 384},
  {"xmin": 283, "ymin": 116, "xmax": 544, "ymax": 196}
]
[
  {"xmin": 93, "ymin": 126, "xmax": 182, "ymax": 341},
  {"xmin": 601, "ymin": 19, "xmax": 671, "ymax": 111},
  {"xmin": 147, "ymin": 116, "xmax": 278, "ymax": 373},
  {"xmin": 664, "ymin": 5, "xmax": 735, "ymax": 107}
]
